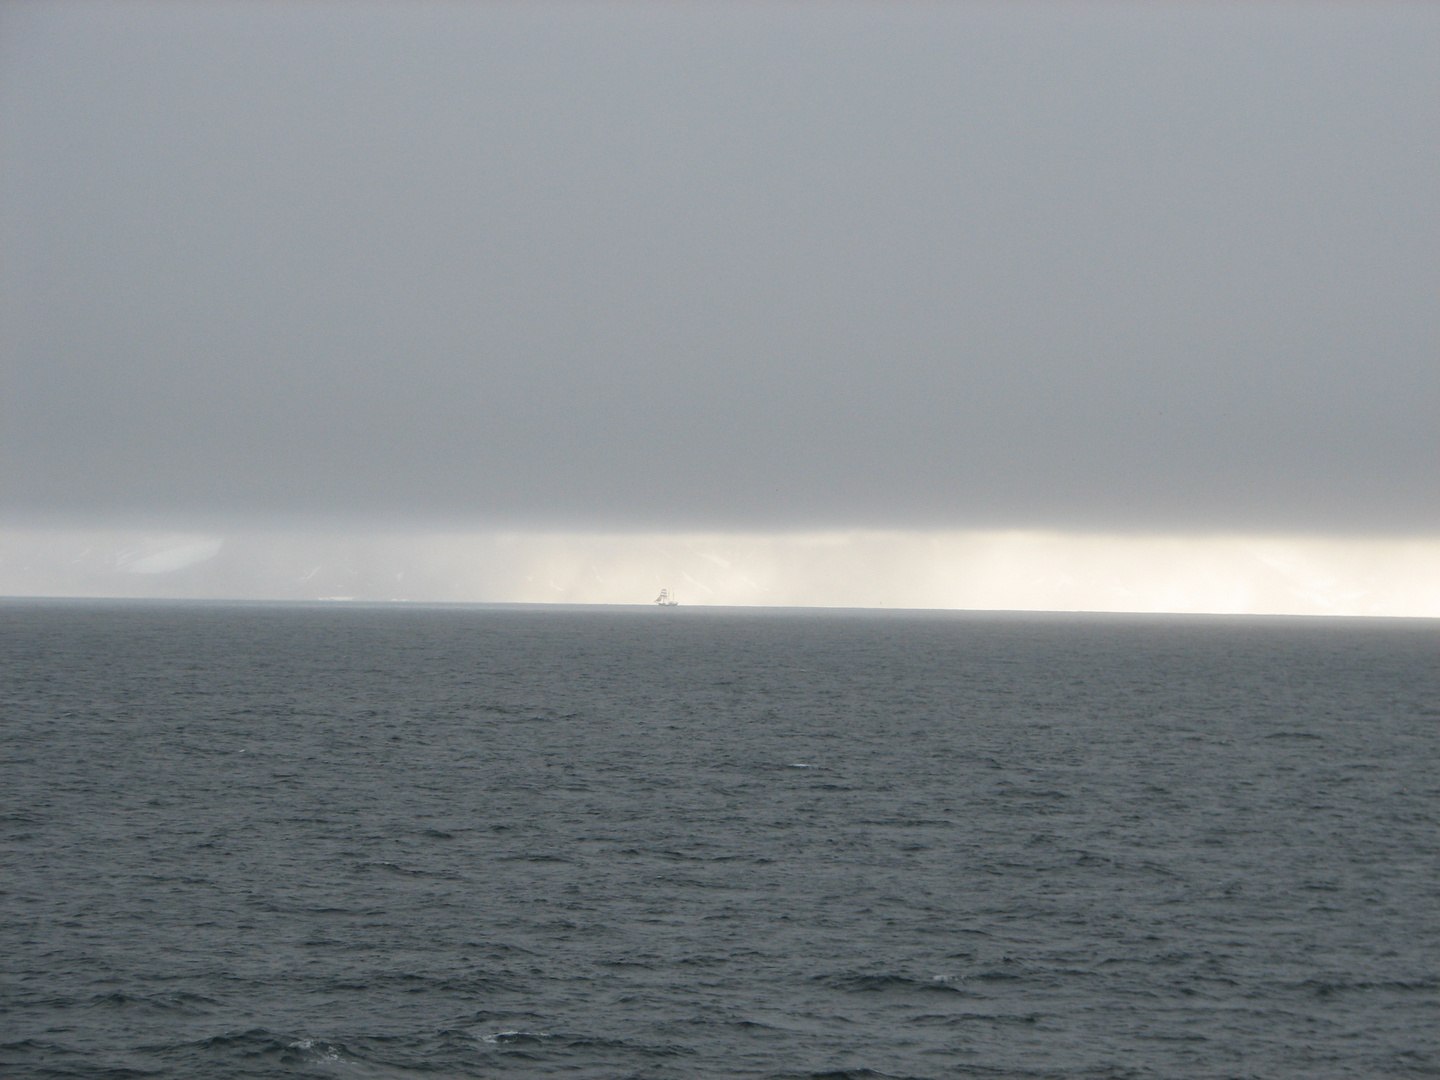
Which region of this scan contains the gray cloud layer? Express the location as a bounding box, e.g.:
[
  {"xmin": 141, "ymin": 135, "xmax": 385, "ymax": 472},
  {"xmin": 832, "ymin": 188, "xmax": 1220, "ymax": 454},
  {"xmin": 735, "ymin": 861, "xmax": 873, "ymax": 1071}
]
[{"xmin": 3, "ymin": 3, "xmax": 1437, "ymax": 533}]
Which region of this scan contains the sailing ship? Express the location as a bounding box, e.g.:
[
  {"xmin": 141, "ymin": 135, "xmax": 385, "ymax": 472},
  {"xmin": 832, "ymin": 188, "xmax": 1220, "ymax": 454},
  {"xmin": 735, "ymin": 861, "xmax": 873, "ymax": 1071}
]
[{"xmin": 654, "ymin": 588, "xmax": 678, "ymax": 606}]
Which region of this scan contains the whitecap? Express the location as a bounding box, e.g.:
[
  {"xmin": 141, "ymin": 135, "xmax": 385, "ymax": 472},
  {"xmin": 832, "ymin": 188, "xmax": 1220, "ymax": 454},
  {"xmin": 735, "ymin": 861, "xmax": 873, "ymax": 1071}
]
[
  {"xmin": 288, "ymin": 1037, "xmax": 341, "ymax": 1062},
  {"xmin": 480, "ymin": 1029, "xmax": 549, "ymax": 1045}
]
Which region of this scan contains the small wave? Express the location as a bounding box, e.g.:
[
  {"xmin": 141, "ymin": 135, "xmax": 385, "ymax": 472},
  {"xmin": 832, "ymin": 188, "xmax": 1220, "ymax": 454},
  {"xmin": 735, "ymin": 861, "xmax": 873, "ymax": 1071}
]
[
  {"xmin": 601, "ymin": 958, "xmax": 659, "ymax": 970},
  {"xmin": 941, "ymin": 1012, "xmax": 1041, "ymax": 1026},
  {"xmin": 150, "ymin": 1027, "xmax": 351, "ymax": 1070},
  {"xmin": 353, "ymin": 860, "xmax": 463, "ymax": 879},
  {"xmin": 289, "ymin": 1036, "xmax": 343, "ymax": 1062},
  {"xmin": 561, "ymin": 1034, "xmax": 695, "ymax": 1058},
  {"xmin": 1292, "ymin": 976, "xmax": 1439, "ymax": 997},
  {"xmin": 494, "ymin": 853, "xmax": 575, "ymax": 864},
  {"xmin": 973, "ymin": 967, "xmax": 1026, "ymax": 982},
  {"xmin": 83, "ymin": 990, "xmax": 219, "ymax": 1016},
  {"xmin": 854, "ymin": 818, "xmax": 955, "ymax": 828},
  {"xmin": 479, "ymin": 1029, "xmax": 550, "ymax": 1045},
  {"xmin": 818, "ymin": 973, "xmax": 969, "ymax": 995},
  {"xmin": 772, "ymin": 1070, "xmax": 934, "ymax": 1080}
]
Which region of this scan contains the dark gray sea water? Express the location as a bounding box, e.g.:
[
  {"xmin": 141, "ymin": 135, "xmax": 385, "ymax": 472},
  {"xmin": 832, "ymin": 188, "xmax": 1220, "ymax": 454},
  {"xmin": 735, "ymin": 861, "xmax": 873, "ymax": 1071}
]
[{"xmin": 2, "ymin": 600, "xmax": 1438, "ymax": 1079}]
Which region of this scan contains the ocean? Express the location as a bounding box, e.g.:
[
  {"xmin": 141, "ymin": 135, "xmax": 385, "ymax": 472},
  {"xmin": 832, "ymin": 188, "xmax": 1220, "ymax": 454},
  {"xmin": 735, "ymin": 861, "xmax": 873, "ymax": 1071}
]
[{"xmin": 1, "ymin": 600, "xmax": 1437, "ymax": 1079}]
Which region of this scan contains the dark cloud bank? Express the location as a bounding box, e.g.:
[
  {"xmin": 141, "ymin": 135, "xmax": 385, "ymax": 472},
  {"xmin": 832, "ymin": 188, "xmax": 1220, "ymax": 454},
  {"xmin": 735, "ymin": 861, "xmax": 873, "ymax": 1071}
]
[{"xmin": 2, "ymin": 2, "xmax": 1436, "ymax": 535}]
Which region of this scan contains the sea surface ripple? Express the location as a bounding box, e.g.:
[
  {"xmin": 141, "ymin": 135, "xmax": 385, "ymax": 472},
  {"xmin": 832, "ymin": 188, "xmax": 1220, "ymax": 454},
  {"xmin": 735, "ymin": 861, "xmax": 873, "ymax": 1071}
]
[{"xmin": 1, "ymin": 601, "xmax": 1437, "ymax": 1079}]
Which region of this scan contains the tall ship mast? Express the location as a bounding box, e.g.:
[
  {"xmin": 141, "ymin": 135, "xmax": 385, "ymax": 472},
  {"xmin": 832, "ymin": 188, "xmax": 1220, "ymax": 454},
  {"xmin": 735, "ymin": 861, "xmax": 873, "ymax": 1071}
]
[{"xmin": 654, "ymin": 588, "xmax": 678, "ymax": 606}]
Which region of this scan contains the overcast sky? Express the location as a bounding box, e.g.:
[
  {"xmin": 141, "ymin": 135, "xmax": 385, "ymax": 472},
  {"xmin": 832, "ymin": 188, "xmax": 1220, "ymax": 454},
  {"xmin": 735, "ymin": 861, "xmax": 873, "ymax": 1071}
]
[{"xmin": 2, "ymin": 1, "xmax": 1437, "ymax": 536}]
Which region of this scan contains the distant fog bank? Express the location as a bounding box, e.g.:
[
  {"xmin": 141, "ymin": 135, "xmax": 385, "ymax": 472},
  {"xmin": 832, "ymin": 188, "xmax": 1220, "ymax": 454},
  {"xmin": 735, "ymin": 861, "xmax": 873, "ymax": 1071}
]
[{"xmin": 2, "ymin": 525, "xmax": 1437, "ymax": 618}]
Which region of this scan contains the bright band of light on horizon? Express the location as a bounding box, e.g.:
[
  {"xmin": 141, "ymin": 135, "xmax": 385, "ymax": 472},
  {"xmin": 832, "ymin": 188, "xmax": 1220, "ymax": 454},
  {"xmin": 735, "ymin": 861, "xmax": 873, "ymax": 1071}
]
[{"xmin": 2, "ymin": 526, "xmax": 1438, "ymax": 619}]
